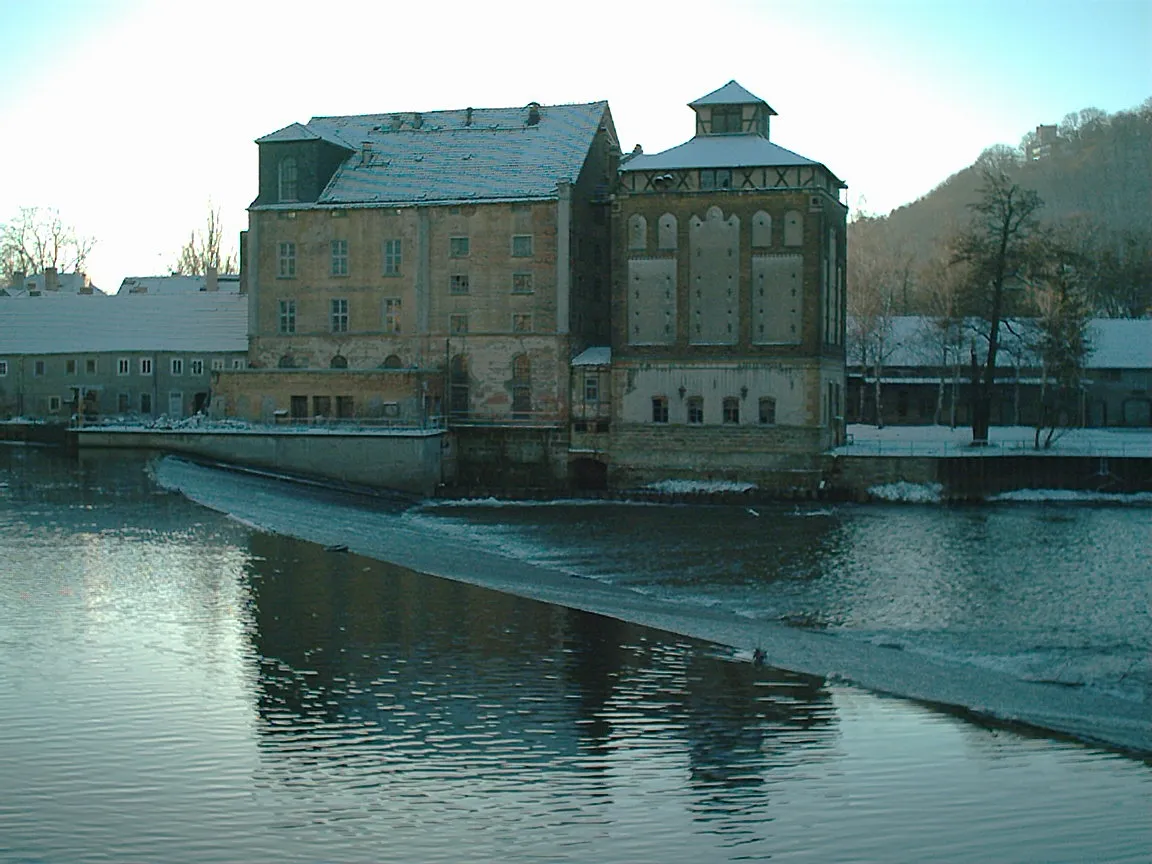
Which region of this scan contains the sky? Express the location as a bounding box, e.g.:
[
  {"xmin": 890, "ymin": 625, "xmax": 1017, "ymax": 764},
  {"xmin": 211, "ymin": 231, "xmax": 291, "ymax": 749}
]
[{"xmin": 0, "ymin": 0, "xmax": 1148, "ymax": 294}]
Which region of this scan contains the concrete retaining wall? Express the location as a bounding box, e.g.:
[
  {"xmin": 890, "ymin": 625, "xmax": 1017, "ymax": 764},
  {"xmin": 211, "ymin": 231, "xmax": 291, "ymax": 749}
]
[{"xmin": 74, "ymin": 429, "xmax": 446, "ymax": 497}]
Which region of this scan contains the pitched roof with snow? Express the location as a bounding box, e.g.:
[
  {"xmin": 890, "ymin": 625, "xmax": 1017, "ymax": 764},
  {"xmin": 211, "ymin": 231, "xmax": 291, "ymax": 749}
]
[
  {"xmin": 117, "ymin": 274, "xmax": 242, "ymax": 295},
  {"xmin": 0, "ymin": 293, "xmax": 249, "ymax": 354},
  {"xmin": 689, "ymin": 80, "xmax": 774, "ymax": 112},
  {"xmin": 571, "ymin": 346, "xmax": 611, "ymax": 366},
  {"xmin": 623, "ymin": 134, "xmax": 817, "ymax": 171},
  {"xmin": 254, "ymin": 101, "xmax": 612, "ymax": 209}
]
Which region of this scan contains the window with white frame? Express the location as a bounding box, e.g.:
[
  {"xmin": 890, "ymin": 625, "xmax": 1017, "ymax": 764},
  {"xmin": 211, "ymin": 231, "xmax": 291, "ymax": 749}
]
[
  {"xmin": 584, "ymin": 375, "xmax": 599, "ymax": 402},
  {"xmin": 66, "ymin": 359, "xmax": 76, "ymax": 375},
  {"xmin": 278, "ymin": 242, "xmax": 296, "ymax": 278},
  {"xmin": 722, "ymin": 397, "xmax": 740, "ymax": 424},
  {"xmin": 118, "ymin": 358, "xmax": 130, "ymax": 375},
  {"xmin": 511, "ymin": 234, "xmax": 533, "ymax": 257},
  {"xmin": 140, "ymin": 358, "xmax": 153, "ymax": 375},
  {"xmin": 759, "ymin": 397, "xmax": 777, "ymax": 425},
  {"xmin": 450, "ymin": 274, "xmax": 469, "ymax": 294},
  {"xmin": 330, "ymin": 239, "xmax": 348, "ymax": 276},
  {"xmin": 330, "ymin": 299, "xmax": 349, "ymax": 333},
  {"xmin": 85, "ymin": 358, "xmax": 97, "ymax": 374},
  {"xmin": 171, "ymin": 358, "xmax": 184, "ymax": 375},
  {"xmin": 687, "ymin": 396, "xmax": 704, "ymax": 424},
  {"xmin": 34, "ymin": 360, "xmax": 45, "ymax": 376},
  {"xmin": 279, "ymin": 299, "xmax": 296, "ymax": 334},
  {"xmin": 190, "ymin": 359, "xmax": 204, "ymax": 376},
  {"xmin": 383, "ymin": 298, "xmax": 402, "ymax": 333},
  {"xmin": 512, "ymin": 313, "xmax": 532, "ymax": 333},
  {"xmin": 49, "ymin": 395, "xmax": 61, "ymax": 412},
  {"xmin": 450, "ymin": 236, "xmax": 470, "ymax": 258},
  {"xmin": 449, "ymin": 313, "xmax": 468, "ymax": 334},
  {"xmin": 383, "ymin": 239, "xmax": 401, "ymax": 275},
  {"xmin": 232, "ymin": 358, "xmax": 246, "ymax": 370},
  {"xmin": 0, "ymin": 360, "xmax": 7, "ymax": 376},
  {"xmin": 511, "ymin": 272, "xmax": 533, "ymax": 294},
  {"xmin": 211, "ymin": 358, "xmax": 225, "ymax": 371}
]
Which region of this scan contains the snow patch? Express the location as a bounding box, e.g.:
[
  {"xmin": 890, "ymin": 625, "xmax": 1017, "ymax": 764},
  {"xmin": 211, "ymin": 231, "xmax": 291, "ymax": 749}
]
[
  {"xmin": 868, "ymin": 481, "xmax": 944, "ymax": 503},
  {"xmin": 643, "ymin": 479, "xmax": 758, "ymax": 494},
  {"xmin": 989, "ymin": 489, "xmax": 1152, "ymax": 505}
]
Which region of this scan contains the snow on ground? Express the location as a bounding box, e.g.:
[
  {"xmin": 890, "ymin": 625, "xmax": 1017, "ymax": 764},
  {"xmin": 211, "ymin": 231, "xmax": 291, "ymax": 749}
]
[
  {"xmin": 643, "ymin": 479, "xmax": 758, "ymax": 494},
  {"xmin": 867, "ymin": 482, "xmax": 945, "ymax": 503},
  {"xmin": 839, "ymin": 424, "xmax": 1152, "ymax": 457}
]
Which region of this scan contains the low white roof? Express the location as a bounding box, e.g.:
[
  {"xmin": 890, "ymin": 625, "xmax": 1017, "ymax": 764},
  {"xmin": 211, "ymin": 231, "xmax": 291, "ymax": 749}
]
[
  {"xmin": 572, "ymin": 346, "xmax": 611, "ymax": 366},
  {"xmin": 622, "ymin": 134, "xmax": 817, "ymax": 172},
  {"xmin": 0, "ymin": 293, "xmax": 249, "ymax": 354},
  {"xmin": 117, "ymin": 274, "xmax": 242, "ymax": 295}
]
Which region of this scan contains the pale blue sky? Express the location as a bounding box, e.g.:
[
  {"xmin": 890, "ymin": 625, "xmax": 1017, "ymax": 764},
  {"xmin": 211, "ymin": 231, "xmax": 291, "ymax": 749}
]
[{"xmin": 1, "ymin": 0, "xmax": 1148, "ymax": 292}]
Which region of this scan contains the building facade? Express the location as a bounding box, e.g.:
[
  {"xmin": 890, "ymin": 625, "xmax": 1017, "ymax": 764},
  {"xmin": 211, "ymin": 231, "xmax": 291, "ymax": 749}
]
[
  {"xmin": 0, "ymin": 292, "xmax": 248, "ymax": 421},
  {"xmin": 599, "ymin": 82, "xmax": 848, "ymax": 491},
  {"xmin": 220, "ymin": 100, "xmax": 619, "ymax": 438}
]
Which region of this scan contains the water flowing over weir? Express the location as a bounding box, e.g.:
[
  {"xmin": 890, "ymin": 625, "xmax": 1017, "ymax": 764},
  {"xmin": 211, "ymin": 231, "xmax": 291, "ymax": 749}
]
[{"xmin": 153, "ymin": 457, "xmax": 1152, "ymax": 755}]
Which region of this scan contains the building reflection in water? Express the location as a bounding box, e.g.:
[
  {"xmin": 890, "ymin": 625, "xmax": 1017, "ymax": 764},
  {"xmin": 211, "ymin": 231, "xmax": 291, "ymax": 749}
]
[{"xmin": 243, "ymin": 532, "xmax": 837, "ymax": 830}]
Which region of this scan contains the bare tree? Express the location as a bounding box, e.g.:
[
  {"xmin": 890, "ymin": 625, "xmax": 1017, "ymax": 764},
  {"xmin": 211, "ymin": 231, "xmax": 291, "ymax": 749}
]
[
  {"xmin": 0, "ymin": 207, "xmax": 95, "ymax": 282},
  {"xmin": 172, "ymin": 205, "xmax": 237, "ymax": 276},
  {"xmin": 918, "ymin": 251, "xmax": 967, "ymax": 427},
  {"xmin": 950, "ymin": 169, "xmax": 1044, "ymax": 444}
]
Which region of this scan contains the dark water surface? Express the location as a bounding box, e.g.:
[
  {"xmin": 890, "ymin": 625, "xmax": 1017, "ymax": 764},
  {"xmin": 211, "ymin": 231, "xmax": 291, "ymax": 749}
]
[{"xmin": 1, "ymin": 446, "xmax": 1150, "ymax": 863}]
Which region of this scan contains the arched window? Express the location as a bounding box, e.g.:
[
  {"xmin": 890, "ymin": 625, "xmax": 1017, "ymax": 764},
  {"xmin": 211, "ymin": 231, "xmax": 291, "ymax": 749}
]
[
  {"xmin": 449, "ymin": 354, "xmax": 469, "ymax": 417},
  {"xmin": 278, "ymin": 157, "xmax": 298, "ymax": 202},
  {"xmin": 658, "ymin": 213, "xmax": 677, "ymax": 250},
  {"xmin": 330, "ymin": 355, "xmax": 348, "ymax": 369},
  {"xmin": 511, "ymin": 354, "xmax": 531, "ymax": 419},
  {"xmin": 783, "ymin": 210, "xmax": 803, "ymax": 246},
  {"xmin": 277, "ymin": 355, "xmax": 295, "ymax": 369},
  {"xmin": 627, "ymin": 214, "xmax": 647, "ymax": 251},
  {"xmin": 752, "ymin": 210, "xmax": 772, "ymax": 248},
  {"xmin": 382, "ymin": 354, "xmax": 403, "ymax": 369}
]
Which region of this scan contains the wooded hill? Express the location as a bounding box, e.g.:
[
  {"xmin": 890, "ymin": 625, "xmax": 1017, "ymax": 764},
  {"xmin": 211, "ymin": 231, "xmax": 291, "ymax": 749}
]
[{"xmin": 853, "ymin": 98, "xmax": 1152, "ymax": 317}]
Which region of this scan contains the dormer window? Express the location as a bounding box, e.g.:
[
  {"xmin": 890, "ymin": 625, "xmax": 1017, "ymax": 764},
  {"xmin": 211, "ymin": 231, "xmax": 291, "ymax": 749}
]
[
  {"xmin": 711, "ymin": 106, "xmax": 742, "ymax": 134},
  {"xmin": 278, "ymin": 157, "xmax": 298, "ymax": 202}
]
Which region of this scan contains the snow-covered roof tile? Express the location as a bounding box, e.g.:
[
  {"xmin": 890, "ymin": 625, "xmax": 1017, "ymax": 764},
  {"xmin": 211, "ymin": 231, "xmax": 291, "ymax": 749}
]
[
  {"xmin": 0, "ymin": 293, "xmax": 249, "ymax": 354},
  {"xmin": 689, "ymin": 80, "xmax": 771, "ymax": 109},
  {"xmin": 255, "ymin": 102, "xmax": 611, "ymax": 208},
  {"xmin": 572, "ymin": 346, "xmax": 611, "ymax": 366},
  {"xmin": 1086, "ymin": 319, "xmax": 1152, "ymax": 369},
  {"xmin": 622, "ymin": 134, "xmax": 817, "ymax": 172},
  {"xmin": 116, "ymin": 274, "xmax": 242, "ymax": 295}
]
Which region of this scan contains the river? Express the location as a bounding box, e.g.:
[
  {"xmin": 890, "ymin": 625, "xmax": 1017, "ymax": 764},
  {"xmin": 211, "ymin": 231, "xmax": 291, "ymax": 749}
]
[{"xmin": 1, "ymin": 444, "xmax": 1149, "ymax": 863}]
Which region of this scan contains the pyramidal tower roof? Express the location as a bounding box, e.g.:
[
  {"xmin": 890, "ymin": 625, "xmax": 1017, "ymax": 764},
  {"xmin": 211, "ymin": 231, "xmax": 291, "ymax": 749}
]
[{"xmin": 689, "ymin": 80, "xmax": 776, "ymax": 115}]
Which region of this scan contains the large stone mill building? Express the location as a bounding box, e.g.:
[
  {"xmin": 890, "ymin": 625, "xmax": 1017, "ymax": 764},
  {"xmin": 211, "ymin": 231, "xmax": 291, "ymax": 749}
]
[{"xmin": 215, "ymin": 81, "xmax": 847, "ymax": 494}]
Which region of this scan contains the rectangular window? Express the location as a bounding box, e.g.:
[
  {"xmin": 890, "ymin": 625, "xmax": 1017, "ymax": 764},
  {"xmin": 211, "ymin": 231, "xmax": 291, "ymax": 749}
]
[
  {"xmin": 450, "ymin": 274, "xmax": 470, "ymax": 294},
  {"xmin": 652, "ymin": 396, "xmax": 668, "ymax": 423},
  {"xmin": 383, "ymin": 298, "xmax": 402, "ymax": 333},
  {"xmin": 211, "ymin": 359, "xmax": 225, "ymax": 371},
  {"xmin": 140, "ymin": 358, "xmax": 153, "ymax": 375},
  {"xmin": 190, "ymin": 359, "xmax": 204, "ymax": 376},
  {"xmin": 34, "ymin": 360, "xmax": 45, "ymax": 377},
  {"xmin": 723, "ymin": 397, "xmax": 740, "ymax": 424},
  {"xmin": 330, "ymin": 239, "xmax": 348, "ymax": 276},
  {"xmin": 336, "ymin": 396, "xmax": 355, "ymax": 419},
  {"xmin": 383, "ymin": 239, "xmax": 402, "ymax": 275},
  {"xmin": 449, "ymin": 313, "xmax": 468, "ymax": 335},
  {"xmin": 759, "ymin": 397, "xmax": 777, "ymax": 425},
  {"xmin": 330, "ymin": 298, "xmax": 349, "ymax": 332},
  {"xmin": 49, "ymin": 395, "xmax": 61, "ymax": 412},
  {"xmin": 66, "ymin": 359, "xmax": 76, "ymax": 375},
  {"xmin": 0, "ymin": 360, "xmax": 7, "ymax": 376},
  {"xmin": 711, "ymin": 105, "xmax": 743, "ymax": 134},
  {"xmin": 85, "ymin": 358, "xmax": 97, "ymax": 375},
  {"xmin": 278, "ymin": 242, "xmax": 296, "ymax": 278},
  {"xmin": 232, "ymin": 359, "xmax": 246, "ymax": 370},
  {"xmin": 278, "ymin": 299, "xmax": 296, "ymax": 334},
  {"xmin": 700, "ymin": 168, "xmax": 732, "ymax": 190},
  {"xmin": 312, "ymin": 396, "xmax": 331, "ymax": 418},
  {"xmin": 118, "ymin": 392, "xmax": 130, "ymax": 413},
  {"xmin": 511, "ymin": 234, "xmax": 533, "ymax": 257},
  {"xmin": 140, "ymin": 392, "xmax": 152, "ymax": 414},
  {"xmin": 118, "ymin": 358, "xmax": 130, "ymax": 375},
  {"xmin": 171, "ymin": 358, "xmax": 184, "ymax": 376},
  {"xmin": 511, "ymin": 272, "xmax": 533, "ymax": 294},
  {"xmin": 290, "ymin": 395, "xmax": 308, "ymax": 418},
  {"xmin": 584, "ymin": 375, "xmax": 599, "ymax": 402},
  {"xmin": 687, "ymin": 396, "xmax": 704, "ymax": 424},
  {"xmin": 512, "ymin": 313, "xmax": 532, "ymax": 333},
  {"xmin": 450, "ymin": 236, "xmax": 470, "ymax": 258}
]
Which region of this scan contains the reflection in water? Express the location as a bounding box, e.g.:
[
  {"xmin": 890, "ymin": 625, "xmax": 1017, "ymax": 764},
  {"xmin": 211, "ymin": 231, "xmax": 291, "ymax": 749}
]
[
  {"xmin": 245, "ymin": 532, "xmax": 837, "ymax": 846},
  {"xmin": 2, "ymin": 446, "xmax": 1151, "ymax": 864}
]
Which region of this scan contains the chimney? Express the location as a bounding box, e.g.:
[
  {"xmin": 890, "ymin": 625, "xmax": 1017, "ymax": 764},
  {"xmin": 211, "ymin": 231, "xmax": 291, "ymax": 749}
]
[
  {"xmin": 10, "ymin": 270, "xmax": 24, "ymax": 289},
  {"xmin": 45, "ymin": 267, "xmax": 59, "ymax": 292},
  {"xmin": 465, "ymin": 107, "xmax": 473, "ymax": 127},
  {"xmin": 526, "ymin": 102, "xmax": 541, "ymax": 126},
  {"xmin": 206, "ymin": 266, "xmax": 218, "ymax": 292},
  {"xmin": 361, "ymin": 141, "xmax": 372, "ymax": 165}
]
